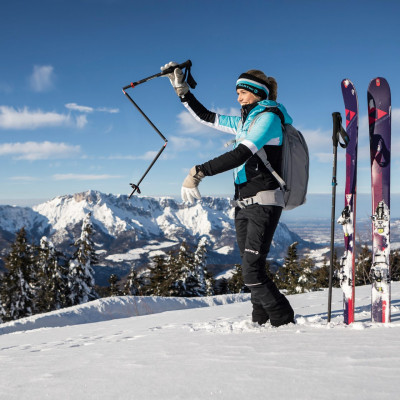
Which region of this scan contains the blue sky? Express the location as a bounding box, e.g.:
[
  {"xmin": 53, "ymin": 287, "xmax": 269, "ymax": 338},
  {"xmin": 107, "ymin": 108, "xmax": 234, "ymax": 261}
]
[{"xmin": 1, "ymin": 0, "xmax": 399, "ymax": 204}]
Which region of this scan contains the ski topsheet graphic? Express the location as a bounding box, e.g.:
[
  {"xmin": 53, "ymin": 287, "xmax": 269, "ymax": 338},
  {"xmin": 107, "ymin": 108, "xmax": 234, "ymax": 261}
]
[
  {"xmin": 338, "ymin": 79, "xmax": 358, "ymax": 325},
  {"xmin": 368, "ymin": 77, "xmax": 391, "ymax": 323}
]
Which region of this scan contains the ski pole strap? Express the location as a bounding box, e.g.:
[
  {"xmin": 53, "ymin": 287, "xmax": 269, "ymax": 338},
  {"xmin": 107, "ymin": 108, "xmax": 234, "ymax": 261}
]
[
  {"xmin": 182, "ymin": 63, "xmax": 197, "ymax": 89},
  {"xmin": 332, "ymin": 112, "xmax": 349, "ymax": 149}
]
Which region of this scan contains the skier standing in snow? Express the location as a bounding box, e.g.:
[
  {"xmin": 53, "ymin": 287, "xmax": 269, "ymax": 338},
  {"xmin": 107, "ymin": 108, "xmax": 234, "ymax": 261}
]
[{"xmin": 162, "ymin": 62, "xmax": 294, "ymax": 327}]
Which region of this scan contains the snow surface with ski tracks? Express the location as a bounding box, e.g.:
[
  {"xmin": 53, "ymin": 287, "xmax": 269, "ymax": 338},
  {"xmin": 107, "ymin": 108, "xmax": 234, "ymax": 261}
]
[{"xmin": 1, "ymin": 284, "xmax": 400, "ymax": 400}]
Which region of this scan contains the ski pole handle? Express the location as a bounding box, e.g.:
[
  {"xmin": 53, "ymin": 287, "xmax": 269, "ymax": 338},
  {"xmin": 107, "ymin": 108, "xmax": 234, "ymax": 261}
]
[
  {"xmin": 332, "ymin": 112, "xmax": 342, "ymax": 148},
  {"xmin": 332, "ymin": 112, "xmax": 349, "ymax": 149},
  {"xmin": 160, "ymin": 60, "xmax": 192, "ymax": 76},
  {"xmin": 123, "ymin": 60, "xmax": 193, "ymax": 91}
]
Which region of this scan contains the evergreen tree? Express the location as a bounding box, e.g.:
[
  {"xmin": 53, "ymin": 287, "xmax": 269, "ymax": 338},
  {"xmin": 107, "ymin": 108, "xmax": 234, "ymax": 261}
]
[
  {"xmin": 314, "ymin": 258, "xmax": 330, "ymax": 289},
  {"xmin": 193, "ymin": 237, "xmax": 214, "ymax": 296},
  {"xmin": 355, "ymin": 245, "xmax": 372, "ymax": 286},
  {"xmin": 332, "ymin": 250, "xmax": 341, "ymax": 288},
  {"xmin": 108, "ymin": 274, "xmax": 122, "ymax": 296},
  {"xmin": 124, "ymin": 265, "xmax": 146, "ymax": 296},
  {"xmin": 1, "ymin": 228, "xmax": 37, "ymax": 321},
  {"xmin": 36, "ymin": 236, "xmax": 69, "ymax": 312},
  {"xmin": 0, "ymin": 275, "xmax": 7, "ymax": 323},
  {"xmin": 390, "ymin": 249, "xmax": 400, "ymax": 281},
  {"xmin": 298, "ymin": 256, "xmax": 316, "ymax": 293},
  {"xmin": 217, "ymin": 277, "xmax": 231, "ymax": 295},
  {"xmin": 148, "ymin": 255, "xmax": 169, "ymax": 296},
  {"xmin": 68, "ymin": 213, "xmax": 98, "ymax": 305},
  {"xmin": 276, "ymin": 242, "xmax": 302, "ymax": 294},
  {"xmin": 168, "ymin": 241, "xmax": 198, "ymax": 297},
  {"xmin": 228, "ymin": 264, "xmax": 244, "ymax": 293},
  {"xmin": 205, "ymin": 270, "xmax": 216, "ymax": 296}
]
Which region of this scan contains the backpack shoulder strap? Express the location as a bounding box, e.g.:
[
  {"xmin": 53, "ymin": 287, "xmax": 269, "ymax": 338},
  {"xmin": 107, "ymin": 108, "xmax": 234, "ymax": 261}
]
[
  {"xmin": 261, "ymin": 106, "xmax": 285, "ymax": 126},
  {"xmin": 257, "ymin": 147, "xmax": 287, "ymax": 191},
  {"xmin": 252, "ymin": 106, "xmax": 287, "ymax": 190}
]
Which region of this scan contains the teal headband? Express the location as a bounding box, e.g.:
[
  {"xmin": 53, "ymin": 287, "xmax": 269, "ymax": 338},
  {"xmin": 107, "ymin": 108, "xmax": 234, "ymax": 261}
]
[{"xmin": 236, "ymin": 73, "xmax": 269, "ymax": 99}]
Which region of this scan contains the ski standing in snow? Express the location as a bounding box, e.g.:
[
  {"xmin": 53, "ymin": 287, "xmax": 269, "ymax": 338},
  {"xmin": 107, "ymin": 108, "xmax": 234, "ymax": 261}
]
[
  {"xmin": 368, "ymin": 77, "xmax": 391, "ymax": 323},
  {"xmin": 337, "ymin": 79, "xmax": 359, "ymax": 325},
  {"xmin": 162, "ymin": 61, "xmax": 296, "ymax": 327}
]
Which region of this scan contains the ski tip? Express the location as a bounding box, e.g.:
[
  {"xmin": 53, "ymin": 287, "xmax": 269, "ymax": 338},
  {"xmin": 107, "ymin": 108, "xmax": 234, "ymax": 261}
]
[
  {"xmin": 369, "ymin": 77, "xmax": 389, "ymax": 88},
  {"xmin": 341, "ymin": 79, "xmax": 353, "ymax": 88}
]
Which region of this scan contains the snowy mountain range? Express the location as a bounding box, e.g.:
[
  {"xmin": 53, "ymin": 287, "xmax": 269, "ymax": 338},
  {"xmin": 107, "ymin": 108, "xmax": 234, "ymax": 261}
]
[{"xmin": 0, "ymin": 190, "xmax": 308, "ymax": 285}]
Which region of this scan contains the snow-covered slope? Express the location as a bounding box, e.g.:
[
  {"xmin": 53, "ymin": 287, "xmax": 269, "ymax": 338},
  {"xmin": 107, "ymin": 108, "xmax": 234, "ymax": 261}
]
[
  {"xmin": 0, "ymin": 190, "xmax": 306, "ymax": 284},
  {"xmin": 1, "ymin": 283, "xmax": 399, "ymax": 400}
]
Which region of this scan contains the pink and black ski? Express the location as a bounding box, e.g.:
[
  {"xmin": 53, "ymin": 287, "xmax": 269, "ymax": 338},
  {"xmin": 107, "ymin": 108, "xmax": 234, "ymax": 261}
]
[
  {"xmin": 338, "ymin": 79, "xmax": 358, "ymax": 325},
  {"xmin": 368, "ymin": 77, "xmax": 391, "ymax": 323}
]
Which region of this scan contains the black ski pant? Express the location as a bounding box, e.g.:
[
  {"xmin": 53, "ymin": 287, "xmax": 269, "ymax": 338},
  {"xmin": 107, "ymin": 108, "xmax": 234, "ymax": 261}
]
[{"xmin": 235, "ymin": 204, "xmax": 294, "ymax": 326}]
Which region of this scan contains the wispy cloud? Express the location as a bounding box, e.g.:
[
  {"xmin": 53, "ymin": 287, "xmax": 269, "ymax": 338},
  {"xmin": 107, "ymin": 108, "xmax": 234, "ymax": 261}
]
[
  {"xmin": 168, "ymin": 136, "xmax": 201, "ymax": 152},
  {"xmin": 53, "ymin": 173, "xmax": 123, "ymax": 181},
  {"xmin": 96, "ymin": 106, "xmax": 119, "ymax": 114},
  {"xmin": 9, "ymin": 176, "xmax": 40, "ymax": 181},
  {"xmin": 0, "ymin": 141, "xmax": 81, "ymax": 160},
  {"xmin": 76, "ymin": 114, "xmax": 88, "ymax": 129},
  {"xmin": 65, "ymin": 103, "xmax": 119, "ymax": 114},
  {"xmin": 177, "ymin": 109, "xmax": 241, "ymax": 138},
  {"xmin": 29, "ymin": 65, "xmax": 55, "ymax": 92},
  {"xmin": 65, "ymin": 103, "xmax": 94, "ymax": 113},
  {"xmin": 301, "ymin": 127, "xmax": 331, "ymax": 150},
  {"xmin": 0, "ymin": 106, "xmax": 71, "ymax": 130},
  {"xmin": 107, "ymin": 150, "xmax": 160, "ymax": 161}
]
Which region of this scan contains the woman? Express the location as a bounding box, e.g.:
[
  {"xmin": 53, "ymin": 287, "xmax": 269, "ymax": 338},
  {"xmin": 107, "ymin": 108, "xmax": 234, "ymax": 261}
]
[{"xmin": 162, "ymin": 62, "xmax": 295, "ymax": 327}]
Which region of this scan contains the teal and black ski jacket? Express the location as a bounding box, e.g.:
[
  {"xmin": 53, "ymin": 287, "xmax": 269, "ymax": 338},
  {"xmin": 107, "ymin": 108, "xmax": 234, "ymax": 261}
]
[{"xmin": 181, "ymin": 92, "xmax": 293, "ymax": 200}]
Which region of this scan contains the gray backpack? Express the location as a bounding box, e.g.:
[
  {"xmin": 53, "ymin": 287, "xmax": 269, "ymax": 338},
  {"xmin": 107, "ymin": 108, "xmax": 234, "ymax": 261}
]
[{"xmin": 254, "ymin": 107, "xmax": 309, "ymax": 210}]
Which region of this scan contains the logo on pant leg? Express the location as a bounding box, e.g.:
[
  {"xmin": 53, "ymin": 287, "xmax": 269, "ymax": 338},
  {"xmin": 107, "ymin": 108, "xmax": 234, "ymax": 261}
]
[{"xmin": 245, "ymin": 248, "xmax": 259, "ymax": 255}]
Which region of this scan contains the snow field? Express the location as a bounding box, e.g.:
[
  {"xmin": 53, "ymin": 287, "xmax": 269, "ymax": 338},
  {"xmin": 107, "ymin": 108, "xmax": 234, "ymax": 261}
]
[{"xmin": 1, "ymin": 284, "xmax": 400, "ymax": 400}]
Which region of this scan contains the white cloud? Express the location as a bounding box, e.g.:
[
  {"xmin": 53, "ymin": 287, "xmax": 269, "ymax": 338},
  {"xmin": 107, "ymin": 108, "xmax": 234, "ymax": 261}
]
[
  {"xmin": 76, "ymin": 114, "xmax": 88, "ymax": 129},
  {"xmin": 29, "ymin": 65, "xmax": 55, "ymax": 92},
  {"xmin": 53, "ymin": 173, "xmax": 123, "ymax": 181},
  {"xmin": 301, "ymin": 128, "xmax": 331, "ymax": 152},
  {"xmin": 314, "ymin": 151, "xmax": 345, "ymax": 163},
  {"xmin": 96, "ymin": 107, "xmax": 119, "ymax": 114},
  {"xmin": 169, "ymin": 136, "xmax": 201, "ymax": 152},
  {"xmin": 176, "ymin": 107, "xmax": 238, "ymax": 136},
  {"xmin": 107, "ymin": 150, "xmax": 159, "ymax": 161},
  {"xmin": 0, "ymin": 141, "xmax": 81, "ymax": 160},
  {"xmin": 177, "ymin": 111, "xmax": 218, "ymax": 135},
  {"xmin": 65, "ymin": 103, "xmax": 119, "ymax": 114},
  {"xmin": 0, "ymin": 106, "xmax": 71, "ymax": 130},
  {"xmin": 65, "ymin": 103, "xmax": 94, "ymax": 113},
  {"xmin": 214, "ymin": 107, "xmax": 241, "ymax": 117},
  {"xmin": 9, "ymin": 176, "xmax": 40, "ymax": 181}
]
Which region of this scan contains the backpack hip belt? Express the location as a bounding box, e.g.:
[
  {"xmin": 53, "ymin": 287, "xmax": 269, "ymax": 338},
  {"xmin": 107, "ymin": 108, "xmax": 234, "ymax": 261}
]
[{"xmin": 231, "ymin": 189, "xmax": 285, "ymax": 209}]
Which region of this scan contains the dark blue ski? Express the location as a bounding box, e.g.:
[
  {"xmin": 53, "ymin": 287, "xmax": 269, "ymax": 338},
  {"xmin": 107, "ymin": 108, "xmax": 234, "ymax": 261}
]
[
  {"xmin": 368, "ymin": 77, "xmax": 391, "ymax": 323},
  {"xmin": 338, "ymin": 79, "xmax": 358, "ymax": 325}
]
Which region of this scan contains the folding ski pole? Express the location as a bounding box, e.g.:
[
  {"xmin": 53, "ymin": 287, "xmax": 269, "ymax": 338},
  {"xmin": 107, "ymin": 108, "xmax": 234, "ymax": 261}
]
[
  {"xmin": 122, "ymin": 60, "xmax": 196, "ymax": 198},
  {"xmin": 328, "ymin": 112, "xmax": 349, "ymax": 322}
]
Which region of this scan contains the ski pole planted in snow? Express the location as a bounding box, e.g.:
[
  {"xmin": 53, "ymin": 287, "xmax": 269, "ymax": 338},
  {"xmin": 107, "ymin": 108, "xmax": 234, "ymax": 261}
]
[{"xmin": 328, "ymin": 112, "xmax": 349, "ymax": 322}]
